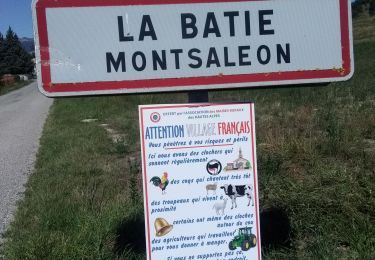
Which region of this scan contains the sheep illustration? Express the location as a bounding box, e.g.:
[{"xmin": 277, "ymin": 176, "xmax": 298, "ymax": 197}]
[
  {"xmin": 206, "ymin": 182, "xmax": 218, "ymax": 195},
  {"xmin": 212, "ymin": 198, "xmax": 228, "ymax": 215}
]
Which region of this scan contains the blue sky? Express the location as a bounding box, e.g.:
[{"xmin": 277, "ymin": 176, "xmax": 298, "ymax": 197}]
[
  {"xmin": 0, "ymin": 0, "xmax": 33, "ymax": 38},
  {"xmin": 0, "ymin": 0, "xmax": 358, "ymax": 39}
]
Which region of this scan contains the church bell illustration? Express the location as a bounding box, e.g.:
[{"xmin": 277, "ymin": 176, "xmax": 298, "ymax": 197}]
[{"xmin": 154, "ymin": 218, "xmax": 173, "ymax": 237}]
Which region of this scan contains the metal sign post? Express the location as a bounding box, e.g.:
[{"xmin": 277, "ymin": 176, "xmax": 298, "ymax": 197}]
[{"xmin": 188, "ymin": 91, "xmax": 209, "ymax": 103}]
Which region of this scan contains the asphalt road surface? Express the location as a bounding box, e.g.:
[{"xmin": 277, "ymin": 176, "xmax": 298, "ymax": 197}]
[{"xmin": 0, "ymin": 82, "xmax": 53, "ymax": 239}]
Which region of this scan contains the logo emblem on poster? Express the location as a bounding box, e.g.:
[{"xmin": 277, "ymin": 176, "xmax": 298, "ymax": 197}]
[
  {"xmin": 150, "ymin": 112, "xmax": 161, "ymax": 123},
  {"xmin": 206, "ymin": 160, "xmax": 222, "ymax": 175}
]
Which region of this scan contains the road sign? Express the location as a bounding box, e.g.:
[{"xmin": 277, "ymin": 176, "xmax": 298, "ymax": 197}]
[{"xmin": 32, "ymin": 0, "xmax": 353, "ymax": 97}]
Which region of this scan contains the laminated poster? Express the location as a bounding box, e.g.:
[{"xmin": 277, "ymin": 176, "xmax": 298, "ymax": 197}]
[{"xmin": 139, "ymin": 103, "xmax": 261, "ymax": 260}]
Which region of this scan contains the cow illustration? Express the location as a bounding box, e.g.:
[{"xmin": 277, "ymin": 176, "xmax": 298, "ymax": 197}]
[{"xmin": 220, "ymin": 184, "xmax": 254, "ymax": 209}]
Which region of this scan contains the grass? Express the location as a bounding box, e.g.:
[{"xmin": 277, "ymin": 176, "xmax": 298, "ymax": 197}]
[
  {"xmin": 353, "ymin": 14, "xmax": 375, "ymax": 43},
  {"xmin": 1, "ymin": 17, "xmax": 375, "ymax": 259},
  {"xmin": 0, "ymin": 80, "xmax": 33, "ymax": 96}
]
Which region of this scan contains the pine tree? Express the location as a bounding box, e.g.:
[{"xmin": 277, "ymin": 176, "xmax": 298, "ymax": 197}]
[{"xmin": 1, "ymin": 27, "xmax": 34, "ymax": 75}]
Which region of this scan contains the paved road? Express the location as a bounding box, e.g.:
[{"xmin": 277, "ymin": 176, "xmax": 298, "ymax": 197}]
[{"xmin": 0, "ymin": 82, "xmax": 53, "ymax": 239}]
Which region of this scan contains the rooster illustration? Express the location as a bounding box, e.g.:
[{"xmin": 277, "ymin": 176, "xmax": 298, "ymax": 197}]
[{"xmin": 150, "ymin": 172, "xmax": 169, "ymax": 194}]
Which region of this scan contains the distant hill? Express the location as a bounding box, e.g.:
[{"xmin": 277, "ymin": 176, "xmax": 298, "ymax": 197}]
[{"xmin": 19, "ymin": 37, "xmax": 35, "ymax": 53}]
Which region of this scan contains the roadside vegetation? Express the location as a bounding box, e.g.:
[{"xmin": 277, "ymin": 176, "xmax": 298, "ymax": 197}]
[
  {"xmin": 1, "ymin": 14, "xmax": 375, "ymax": 260},
  {"xmin": 0, "ymin": 79, "xmax": 33, "ymax": 96}
]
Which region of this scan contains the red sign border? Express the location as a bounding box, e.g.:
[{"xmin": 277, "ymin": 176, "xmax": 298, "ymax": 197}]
[
  {"xmin": 139, "ymin": 102, "xmax": 261, "ymax": 260},
  {"xmin": 34, "ymin": 0, "xmax": 352, "ymax": 95}
]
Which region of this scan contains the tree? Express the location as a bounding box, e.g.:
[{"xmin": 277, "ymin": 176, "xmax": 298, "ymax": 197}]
[
  {"xmin": 0, "ymin": 27, "xmax": 34, "ymax": 75},
  {"xmin": 351, "ymin": 0, "xmax": 375, "ymax": 17},
  {"xmin": 352, "ymin": 1, "xmax": 364, "ymax": 18},
  {"xmin": 370, "ymin": 0, "xmax": 375, "ymax": 16},
  {"xmin": 0, "ymin": 32, "xmax": 5, "ymax": 76}
]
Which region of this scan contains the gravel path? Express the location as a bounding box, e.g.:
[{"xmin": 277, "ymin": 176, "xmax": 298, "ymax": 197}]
[{"xmin": 0, "ymin": 82, "xmax": 53, "ymax": 240}]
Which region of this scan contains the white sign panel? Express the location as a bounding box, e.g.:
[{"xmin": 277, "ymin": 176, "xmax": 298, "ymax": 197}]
[
  {"xmin": 139, "ymin": 103, "xmax": 261, "ymax": 260},
  {"xmin": 33, "ymin": 0, "xmax": 353, "ymax": 96}
]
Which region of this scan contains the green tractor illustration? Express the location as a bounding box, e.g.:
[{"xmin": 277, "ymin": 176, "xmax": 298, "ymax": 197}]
[{"xmin": 228, "ymin": 227, "xmax": 257, "ymax": 251}]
